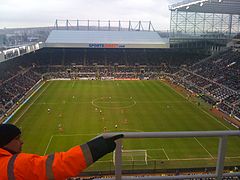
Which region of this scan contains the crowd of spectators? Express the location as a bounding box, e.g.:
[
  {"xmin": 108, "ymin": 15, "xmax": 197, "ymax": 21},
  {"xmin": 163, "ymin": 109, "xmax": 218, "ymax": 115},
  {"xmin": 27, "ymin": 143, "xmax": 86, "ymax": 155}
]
[
  {"xmin": 174, "ymin": 49, "xmax": 240, "ymax": 120},
  {"xmin": 0, "ymin": 67, "xmax": 41, "ymax": 118},
  {"xmin": 189, "ymin": 50, "xmax": 240, "ymax": 91},
  {"xmin": 31, "ymin": 48, "xmax": 205, "ymax": 67},
  {"xmin": 34, "ymin": 65, "xmax": 175, "ymax": 80}
]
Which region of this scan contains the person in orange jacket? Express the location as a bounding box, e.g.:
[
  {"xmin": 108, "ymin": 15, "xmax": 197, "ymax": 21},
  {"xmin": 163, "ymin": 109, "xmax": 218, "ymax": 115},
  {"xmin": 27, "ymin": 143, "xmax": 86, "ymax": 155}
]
[{"xmin": 0, "ymin": 123, "xmax": 123, "ymax": 180}]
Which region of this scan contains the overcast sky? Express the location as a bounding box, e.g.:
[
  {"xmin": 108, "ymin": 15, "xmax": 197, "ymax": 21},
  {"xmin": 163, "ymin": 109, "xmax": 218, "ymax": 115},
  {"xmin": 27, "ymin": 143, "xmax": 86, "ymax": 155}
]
[{"xmin": 0, "ymin": 0, "xmax": 181, "ymax": 30}]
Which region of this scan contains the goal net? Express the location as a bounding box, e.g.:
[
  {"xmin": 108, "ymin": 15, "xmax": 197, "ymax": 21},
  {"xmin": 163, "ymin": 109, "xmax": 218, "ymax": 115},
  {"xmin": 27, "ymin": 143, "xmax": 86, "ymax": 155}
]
[{"xmin": 113, "ymin": 149, "xmax": 148, "ymax": 165}]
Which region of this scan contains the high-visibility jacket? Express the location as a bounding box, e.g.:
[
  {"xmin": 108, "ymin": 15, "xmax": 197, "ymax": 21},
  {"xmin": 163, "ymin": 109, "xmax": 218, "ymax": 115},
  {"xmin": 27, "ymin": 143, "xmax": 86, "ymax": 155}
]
[{"xmin": 0, "ymin": 144, "xmax": 93, "ymax": 180}]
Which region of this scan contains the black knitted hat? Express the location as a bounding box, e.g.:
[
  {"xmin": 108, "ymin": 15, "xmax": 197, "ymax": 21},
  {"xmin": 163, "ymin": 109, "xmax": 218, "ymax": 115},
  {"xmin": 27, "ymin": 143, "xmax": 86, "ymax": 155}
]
[{"xmin": 0, "ymin": 124, "xmax": 21, "ymax": 148}]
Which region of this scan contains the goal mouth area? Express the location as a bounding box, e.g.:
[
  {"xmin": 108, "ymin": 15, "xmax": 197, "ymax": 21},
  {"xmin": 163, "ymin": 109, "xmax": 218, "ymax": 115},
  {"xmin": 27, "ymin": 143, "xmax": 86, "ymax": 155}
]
[{"xmin": 113, "ymin": 149, "xmax": 148, "ymax": 166}]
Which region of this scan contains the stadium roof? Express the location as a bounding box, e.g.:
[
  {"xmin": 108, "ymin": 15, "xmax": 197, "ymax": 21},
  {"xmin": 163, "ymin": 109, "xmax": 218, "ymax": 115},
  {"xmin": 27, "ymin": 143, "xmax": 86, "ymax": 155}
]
[
  {"xmin": 169, "ymin": 0, "xmax": 240, "ymax": 14},
  {"xmin": 45, "ymin": 30, "xmax": 169, "ymax": 49}
]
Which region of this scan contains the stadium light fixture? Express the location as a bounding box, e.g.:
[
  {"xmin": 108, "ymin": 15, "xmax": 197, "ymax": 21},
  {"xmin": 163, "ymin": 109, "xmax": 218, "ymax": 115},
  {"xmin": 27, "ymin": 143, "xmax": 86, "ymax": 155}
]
[{"xmin": 170, "ymin": 0, "xmax": 209, "ymax": 10}]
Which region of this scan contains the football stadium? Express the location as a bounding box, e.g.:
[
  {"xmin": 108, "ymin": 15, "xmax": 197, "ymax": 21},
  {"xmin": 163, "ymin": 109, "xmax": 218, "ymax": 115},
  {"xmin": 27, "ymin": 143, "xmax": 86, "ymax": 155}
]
[{"xmin": 0, "ymin": 0, "xmax": 240, "ymax": 179}]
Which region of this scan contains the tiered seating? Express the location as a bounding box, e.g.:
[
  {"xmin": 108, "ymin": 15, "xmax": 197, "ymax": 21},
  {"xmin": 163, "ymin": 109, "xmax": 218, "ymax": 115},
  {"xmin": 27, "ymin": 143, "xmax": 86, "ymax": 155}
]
[
  {"xmin": 175, "ymin": 49, "xmax": 240, "ymax": 119},
  {"xmin": 0, "ymin": 68, "xmax": 41, "ymax": 118}
]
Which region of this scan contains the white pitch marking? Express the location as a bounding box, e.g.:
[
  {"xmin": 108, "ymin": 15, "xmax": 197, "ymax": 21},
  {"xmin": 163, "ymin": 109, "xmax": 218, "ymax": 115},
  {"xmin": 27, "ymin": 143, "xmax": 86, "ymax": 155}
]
[
  {"xmin": 163, "ymin": 82, "xmax": 231, "ymax": 130},
  {"xmin": 162, "ymin": 148, "xmax": 170, "ymax": 160},
  {"xmin": 14, "ymin": 82, "xmax": 51, "ymax": 125},
  {"xmin": 170, "ymin": 157, "xmax": 213, "ymax": 161},
  {"xmin": 53, "ymin": 133, "xmax": 98, "ymax": 137},
  {"xmin": 72, "ymin": 81, "xmax": 76, "ymax": 88},
  {"xmin": 200, "ymin": 109, "xmax": 231, "ymax": 130},
  {"xmin": 194, "ymin": 137, "xmax": 214, "ymax": 159},
  {"xmin": 44, "ymin": 135, "xmax": 53, "ymax": 155}
]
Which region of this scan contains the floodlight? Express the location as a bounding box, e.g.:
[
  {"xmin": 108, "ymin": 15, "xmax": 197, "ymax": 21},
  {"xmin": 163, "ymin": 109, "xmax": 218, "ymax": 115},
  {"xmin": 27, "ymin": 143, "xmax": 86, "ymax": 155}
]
[{"xmin": 170, "ymin": 0, "xmax": 209, "ymax": 10}]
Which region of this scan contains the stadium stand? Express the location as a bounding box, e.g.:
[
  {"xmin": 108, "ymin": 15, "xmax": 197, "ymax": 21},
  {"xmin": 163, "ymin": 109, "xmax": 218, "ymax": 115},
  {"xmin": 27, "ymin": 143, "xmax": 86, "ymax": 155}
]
[
  {"xmin": 189, "ymin": 49, "xmax": 240, "ymax": 91},
  {"xmin": 0, "ymin": 52, "xmax": 239, "ymax": 179},
  {"xmin": 0, "ymin": 60, "xmax": 41, "ymax": 117},
  {"xmin": 174, "ymin": 48, "xmax": 240, "ymax": 120},
  {"xmin": 0, "ymin": 21, "xmax": 240, "ymax": 180},
  {"xmin": 0, "ymin": 44, "xmax": 240, "ymax": 121}
]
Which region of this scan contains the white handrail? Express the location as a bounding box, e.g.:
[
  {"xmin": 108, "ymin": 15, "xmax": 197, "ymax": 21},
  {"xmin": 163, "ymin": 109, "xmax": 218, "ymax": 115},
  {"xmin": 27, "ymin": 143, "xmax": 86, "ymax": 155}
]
[{"xmin": 101, "ymin": 131, "xmax": 240, "ymax": 180}]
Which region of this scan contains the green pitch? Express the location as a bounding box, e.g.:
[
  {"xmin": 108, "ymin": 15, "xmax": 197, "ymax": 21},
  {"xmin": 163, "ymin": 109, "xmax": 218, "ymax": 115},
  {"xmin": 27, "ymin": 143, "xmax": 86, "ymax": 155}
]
[{"xmin": 10, "ymin": 80, "xmax": 240, "ymax": 171}]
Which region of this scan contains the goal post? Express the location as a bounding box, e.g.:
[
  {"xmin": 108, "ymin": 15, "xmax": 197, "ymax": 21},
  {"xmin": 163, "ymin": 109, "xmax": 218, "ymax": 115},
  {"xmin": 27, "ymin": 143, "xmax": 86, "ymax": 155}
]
[{"xmin": 113, "ymin": 149, "xmax": 148, "ymax": 165}]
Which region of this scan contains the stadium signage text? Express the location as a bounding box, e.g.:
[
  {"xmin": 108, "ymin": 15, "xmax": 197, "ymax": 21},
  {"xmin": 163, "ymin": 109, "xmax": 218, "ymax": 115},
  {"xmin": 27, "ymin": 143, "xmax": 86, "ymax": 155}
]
[{"xmin": 89, "ymin": 44, "xmax": 125, "ymax": 48}]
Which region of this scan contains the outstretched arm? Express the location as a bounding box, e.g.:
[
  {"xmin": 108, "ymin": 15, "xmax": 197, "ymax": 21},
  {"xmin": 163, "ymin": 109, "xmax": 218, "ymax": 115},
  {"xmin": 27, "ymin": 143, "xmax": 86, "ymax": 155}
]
[{"xmin": 52, "ymin": 134, "xmax": 123, "ymax": 180}]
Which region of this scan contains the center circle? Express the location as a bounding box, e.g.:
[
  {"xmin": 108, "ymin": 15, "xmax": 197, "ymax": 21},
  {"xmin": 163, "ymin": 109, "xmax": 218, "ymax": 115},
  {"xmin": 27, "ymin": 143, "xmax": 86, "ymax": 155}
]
[{"xmin": 92, "ymin": 97, "xmax": 136, "ymax": 109}]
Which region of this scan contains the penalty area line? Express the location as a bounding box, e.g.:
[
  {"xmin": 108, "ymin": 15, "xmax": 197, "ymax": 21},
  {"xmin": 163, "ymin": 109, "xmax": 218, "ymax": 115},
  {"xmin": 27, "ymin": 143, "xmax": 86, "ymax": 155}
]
[
  {"xmin": 162, "ymin": 148, "xmax": 170, "ymax": 160},
  {"xmin": 44, "ymin": 133, "xmax": 98, "ymax": 155},
  {"xmin": 146, "ymin": 148, "xmax": 170, "ymax": 160},
  {"xmin": 194, "ymin": 137, "xmax": 214, "ymax": 159},
  {"xmin": 53, "ymin": 133, "xmax": 98, "ymax": 137},
  {"xmin": 44, "ymin": 135, "xmax": 54, "ymax": 155}
]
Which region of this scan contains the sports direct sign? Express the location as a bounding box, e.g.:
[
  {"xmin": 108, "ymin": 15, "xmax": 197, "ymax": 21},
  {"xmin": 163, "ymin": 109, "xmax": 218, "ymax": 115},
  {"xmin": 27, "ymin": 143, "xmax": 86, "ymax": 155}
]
[{"xmin": 89, "ymin": 44, "xmax": 125, "ymax": 48}]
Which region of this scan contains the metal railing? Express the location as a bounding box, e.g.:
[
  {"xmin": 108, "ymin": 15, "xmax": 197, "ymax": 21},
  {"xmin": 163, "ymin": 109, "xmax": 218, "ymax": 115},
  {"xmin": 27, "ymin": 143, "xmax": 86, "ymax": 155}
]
[
  {"xmin": 100, "ymin": 131, "xmax": 240, "ymax": 180},
  {"xmin": 54, "ymin": 19, "xmax": 156, "ymax": 32}
]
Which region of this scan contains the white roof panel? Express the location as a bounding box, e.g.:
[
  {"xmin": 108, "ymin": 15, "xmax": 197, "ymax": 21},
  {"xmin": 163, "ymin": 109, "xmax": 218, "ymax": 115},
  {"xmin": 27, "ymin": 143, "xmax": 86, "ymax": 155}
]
[{"xmin": 45, "ymin": 30, "xmax": 169, "ymax": 49}]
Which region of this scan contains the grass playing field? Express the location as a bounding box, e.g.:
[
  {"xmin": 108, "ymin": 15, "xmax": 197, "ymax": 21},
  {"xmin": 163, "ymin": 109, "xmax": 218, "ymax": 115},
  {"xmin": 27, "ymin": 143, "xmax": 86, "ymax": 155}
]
[{"xmin": 10, "ymin": 80, "xmax": 240, "ymax": 171}]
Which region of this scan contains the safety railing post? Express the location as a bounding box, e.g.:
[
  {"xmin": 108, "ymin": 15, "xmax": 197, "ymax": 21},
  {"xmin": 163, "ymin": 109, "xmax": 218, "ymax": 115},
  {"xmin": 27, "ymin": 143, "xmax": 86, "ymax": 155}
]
[
  {"xmin": 101, "ymin": 131, "xmax": 240, "ymax": 180},
  {"xmin": 216, "ymin": 136, "xmax": 227, "ymax": 180},
  {"xmin": 115, "ymin": 139, "xmax": 122, "ymax": 180}
]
